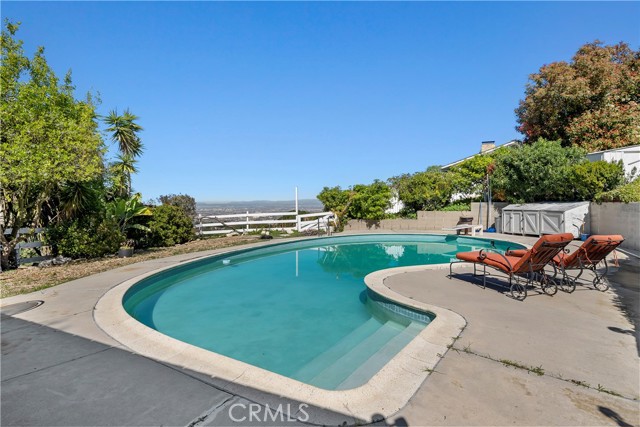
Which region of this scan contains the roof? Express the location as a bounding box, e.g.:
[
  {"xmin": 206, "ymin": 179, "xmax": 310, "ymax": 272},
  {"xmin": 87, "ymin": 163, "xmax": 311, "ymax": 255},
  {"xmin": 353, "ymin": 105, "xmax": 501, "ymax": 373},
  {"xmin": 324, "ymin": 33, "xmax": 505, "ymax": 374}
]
[
  {"xmin": 503, "ymin": 201, "xmax": 590, "ymax": 212},
  {"xmin": 586, "ymin": 144, "xmax": 640, "ymax": 156},
  {"xmin": 440, "ymin": 140, "xmax": 521, "ymax": 170}
]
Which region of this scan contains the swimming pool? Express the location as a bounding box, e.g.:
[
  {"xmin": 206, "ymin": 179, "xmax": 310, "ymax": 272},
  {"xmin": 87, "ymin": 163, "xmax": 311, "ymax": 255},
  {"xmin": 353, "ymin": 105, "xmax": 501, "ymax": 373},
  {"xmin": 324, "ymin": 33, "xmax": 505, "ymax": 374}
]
[{"xmin": 122, "ymin": 234, "xmax": 520, "ymax": 391}]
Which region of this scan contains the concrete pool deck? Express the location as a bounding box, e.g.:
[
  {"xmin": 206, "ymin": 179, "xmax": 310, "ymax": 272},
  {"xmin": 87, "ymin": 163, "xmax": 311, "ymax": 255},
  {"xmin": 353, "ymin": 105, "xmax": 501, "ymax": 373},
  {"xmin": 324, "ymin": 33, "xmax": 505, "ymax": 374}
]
[{"xmin": 1, "ymin": 232, "xmax": 639, "ymax": 426}]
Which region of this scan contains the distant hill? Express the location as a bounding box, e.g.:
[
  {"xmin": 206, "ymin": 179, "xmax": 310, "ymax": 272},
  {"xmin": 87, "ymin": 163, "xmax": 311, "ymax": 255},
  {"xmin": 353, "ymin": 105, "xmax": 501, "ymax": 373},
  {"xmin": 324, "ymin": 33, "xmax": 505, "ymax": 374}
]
[{"xmin": 196, "ymin": 199, "xmax": 323, "ymax": 215}]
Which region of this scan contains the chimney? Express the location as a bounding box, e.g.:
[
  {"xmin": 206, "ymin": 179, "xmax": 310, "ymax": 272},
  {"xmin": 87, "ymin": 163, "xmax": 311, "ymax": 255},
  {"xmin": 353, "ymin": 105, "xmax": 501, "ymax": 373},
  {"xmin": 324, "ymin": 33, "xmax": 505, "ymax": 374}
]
[{"xmin": 480, "ymin": 140, "xmax": 495, "ymax": 153}]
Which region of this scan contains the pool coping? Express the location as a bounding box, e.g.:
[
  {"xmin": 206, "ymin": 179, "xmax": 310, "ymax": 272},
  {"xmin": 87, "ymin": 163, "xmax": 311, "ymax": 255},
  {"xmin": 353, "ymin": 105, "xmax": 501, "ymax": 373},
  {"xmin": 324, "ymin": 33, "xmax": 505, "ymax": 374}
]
[{"xmin": 94, "ymin": 240, "xmax": 469, "ymax": 422}]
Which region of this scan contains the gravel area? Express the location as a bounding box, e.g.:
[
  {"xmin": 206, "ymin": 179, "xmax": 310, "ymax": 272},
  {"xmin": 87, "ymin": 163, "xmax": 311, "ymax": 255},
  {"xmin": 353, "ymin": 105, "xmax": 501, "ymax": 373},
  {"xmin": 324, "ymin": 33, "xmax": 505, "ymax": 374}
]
[{"xmin": 0, "ymin": 236, "xmax": 259, "ymax": 298}]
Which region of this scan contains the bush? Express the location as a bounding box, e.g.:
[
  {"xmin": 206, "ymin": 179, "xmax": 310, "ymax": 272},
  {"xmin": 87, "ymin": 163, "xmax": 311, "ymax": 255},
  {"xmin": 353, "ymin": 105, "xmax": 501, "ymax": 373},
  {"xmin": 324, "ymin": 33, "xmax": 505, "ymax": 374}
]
[
  {"xmin": 158, "ymin": 193, "xmax": 196, "ymax": 218},
  {"xmin": 439, "ymin": 202, "xmax": 471, "ymax": 212},
  {"xmin": 390, "ymin": 169, "xmax": 454, "ymax": 213},
  {"xmin": 569, "ymin": 160, "xmax": 625, "ymax": 201},
  {"xmin": 491, "ymin": 139, "xmax": 585, "ymax": 203},
  {"xmin": 594, "ymin": 178, "xmax": 640, "ymax": 203},
  {"xmin": 146, "ymin": 204, "xmax": 195, "ymax": 247},
  {"xmin": 46, "ymin": 218, "xmax": 123, "ymax": 259}
]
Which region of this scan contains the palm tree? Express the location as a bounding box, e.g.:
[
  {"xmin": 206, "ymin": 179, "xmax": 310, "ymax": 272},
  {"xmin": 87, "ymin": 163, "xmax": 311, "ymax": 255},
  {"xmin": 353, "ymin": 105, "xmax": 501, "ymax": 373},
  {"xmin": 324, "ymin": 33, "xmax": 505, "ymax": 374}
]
[
  {"xmin": 58, "ymin": 180, "xmax": 102, "ymax": 221},
  {"xmin": 104, "ymin": 109, "xmax": 143, "ymax": 157},
  {"xmin": 109, "ymin": 154, "xmax": 138, "ymax": 198},
  {"xmin": 104, "ymin": 109, "xmax": 143, "ymax": 197}
]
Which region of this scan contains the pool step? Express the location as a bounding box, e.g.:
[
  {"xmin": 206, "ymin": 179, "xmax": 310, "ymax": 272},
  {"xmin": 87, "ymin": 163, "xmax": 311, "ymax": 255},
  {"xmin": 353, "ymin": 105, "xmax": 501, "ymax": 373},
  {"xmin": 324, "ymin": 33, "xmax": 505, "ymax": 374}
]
[
  {"xmin": 336, "ymin": 321, "xmax": 423, "ymax": 390},
  {"xmin": 292, "ymin": 318, "xmax": 384, "ymax": 383},
  {"xmin": 307, "ymin": 321, "xmax": 405, "ymax": 389}
]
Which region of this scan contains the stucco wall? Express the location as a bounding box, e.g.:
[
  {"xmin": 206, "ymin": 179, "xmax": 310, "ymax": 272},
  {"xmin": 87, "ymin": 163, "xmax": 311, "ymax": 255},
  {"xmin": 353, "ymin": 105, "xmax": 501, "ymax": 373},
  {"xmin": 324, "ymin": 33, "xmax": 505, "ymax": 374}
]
[{"xmin": 590, "ymin": 202, "xmax": 640, "ymax": 252}]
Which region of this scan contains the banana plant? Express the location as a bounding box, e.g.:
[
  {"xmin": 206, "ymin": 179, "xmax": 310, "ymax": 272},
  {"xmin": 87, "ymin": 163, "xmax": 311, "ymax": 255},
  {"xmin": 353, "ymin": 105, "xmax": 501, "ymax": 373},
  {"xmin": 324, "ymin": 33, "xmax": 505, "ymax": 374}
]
[{"xmin": 106, "ymin": 193, "xmax": 152, "ymax": 247}]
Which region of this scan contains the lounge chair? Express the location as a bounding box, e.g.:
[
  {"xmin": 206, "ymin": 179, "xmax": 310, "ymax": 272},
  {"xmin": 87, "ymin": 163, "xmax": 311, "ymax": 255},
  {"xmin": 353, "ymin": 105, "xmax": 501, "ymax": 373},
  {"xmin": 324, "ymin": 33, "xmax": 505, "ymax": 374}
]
[
  {"xmin": 507, "ymin": 235, "xmax": 624, "ymax": 292},
  {"xmin": 449, "ymin": 233, "xmax": 574, "ymax": 301}
]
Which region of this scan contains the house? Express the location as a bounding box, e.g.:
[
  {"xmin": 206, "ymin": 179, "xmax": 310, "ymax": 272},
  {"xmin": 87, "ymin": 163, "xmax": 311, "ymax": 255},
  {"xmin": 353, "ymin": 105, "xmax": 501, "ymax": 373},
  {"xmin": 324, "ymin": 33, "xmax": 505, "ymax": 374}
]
[
  {"xmin": 440, "ymin": 140, "xmax": 520, "ymax": 201},
  {"xmin": 440, "ymin": 140, "xmax": 521, "ymax": 171},
  {"xmin": 586, "ymin": 144, "xmax": 640, "ymax": 179}
]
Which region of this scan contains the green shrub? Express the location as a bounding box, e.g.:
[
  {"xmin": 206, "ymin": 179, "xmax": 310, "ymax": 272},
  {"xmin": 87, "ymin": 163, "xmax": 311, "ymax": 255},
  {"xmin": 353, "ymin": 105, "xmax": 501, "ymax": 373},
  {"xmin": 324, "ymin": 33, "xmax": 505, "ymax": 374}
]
[
  {"xmin": 46, "ymin": 218, "xmax": 123, "ymax": 259},
  {"xmin": 569, "ymin": 160, "xmax": 625, "ymax": 201},
  {"xmin": 147, "ymin": 204, "xmax": 195, "ymax": 247},
  {"xmin": 491, "ymin": 139, "xmax": 585, "ymax": 203},
  {"xmin": 594, "ymin": 178, "xmax": 640, "ymax": 203},
  {"xmin": 158, "ymin": 193, "xmax": 196, "ymax": 218},
  {"xmin": 440, "ymin": 202, "xmax": 471, "ymax": 212}
]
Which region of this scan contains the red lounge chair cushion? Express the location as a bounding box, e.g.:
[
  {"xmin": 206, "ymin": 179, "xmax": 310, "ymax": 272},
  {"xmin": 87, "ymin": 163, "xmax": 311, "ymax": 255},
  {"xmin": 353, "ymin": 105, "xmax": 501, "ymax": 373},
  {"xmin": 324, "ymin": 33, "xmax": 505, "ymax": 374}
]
[
  {"xmin": 505, "ymin": 249, "xmax": 528, "ymax": 257},
  {"xmin": 456, "ymin": 233, "xmax": 574, "ymax": 274},
  {"xmin": 554, "ymin": 234, "xmax": 624, "ymax": 268},
  {"xmin": 456, "ymin": 251, "xmax": 521, "ymax": 274}
]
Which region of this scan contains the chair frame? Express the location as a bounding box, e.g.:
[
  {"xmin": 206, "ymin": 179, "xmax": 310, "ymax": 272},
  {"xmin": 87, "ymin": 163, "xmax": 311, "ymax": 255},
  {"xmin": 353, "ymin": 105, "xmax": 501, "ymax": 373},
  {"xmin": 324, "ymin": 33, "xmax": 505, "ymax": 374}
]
[
  {"xmin": 555, "ymin": 237, "xmax": 624, "ymax": 293},
  {"xmin": 449, "ymin": 240, "xmax": 569, "ymax": 301}
]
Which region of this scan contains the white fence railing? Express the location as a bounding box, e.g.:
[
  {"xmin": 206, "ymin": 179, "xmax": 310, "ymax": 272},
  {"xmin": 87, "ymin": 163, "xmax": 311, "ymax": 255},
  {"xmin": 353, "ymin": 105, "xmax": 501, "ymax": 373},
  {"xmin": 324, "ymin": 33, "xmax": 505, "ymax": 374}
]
[{"xmin": 196, "ymin": 211, "xmax": 335, "ymax": 235}]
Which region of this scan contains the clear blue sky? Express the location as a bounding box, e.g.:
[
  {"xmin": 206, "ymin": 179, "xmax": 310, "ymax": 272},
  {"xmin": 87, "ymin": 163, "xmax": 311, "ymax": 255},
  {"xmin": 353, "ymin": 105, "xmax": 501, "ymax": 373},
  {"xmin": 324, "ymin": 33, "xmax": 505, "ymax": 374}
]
[{"xmin": 3, "ymin": 2, "xmax": 639, "ymax": 202}]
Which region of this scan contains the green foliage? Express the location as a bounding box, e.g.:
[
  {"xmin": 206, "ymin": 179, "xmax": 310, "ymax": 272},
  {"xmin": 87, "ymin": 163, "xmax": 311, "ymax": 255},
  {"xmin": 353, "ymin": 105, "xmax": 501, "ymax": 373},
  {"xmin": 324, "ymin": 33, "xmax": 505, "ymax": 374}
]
[
  {"xmin": 390, "ymin": 169, "xmax": 454, "ymax": 213},
  {"xmin": 491, "ymin": 139, "xmax": 586, "ymax": 203},
  {"xmin": 104, "ymin": 109, "xmax": 144, "ymax": 157},
  {"xmin": 439, "ymin": 202, "xmax": 471, "ymax": 212},
  {"xmin": 105, "ymin": 194, "xmax": 153, "ymax": 245},
  {"xmin": 317, "ymin": 181, "xmax": 391, "ymax": 225},
  {"xmin": 348, "ymin": 180, "xmax": 391, "ymax": 220},
  {"xmin": 107, "ymin": 154, "xmax": 138, "ymax": 200},
  {"xmin": 146, "ymin": 204, "xmax": 195, "ymax": 247},
  {"xmin": 449, "ymin": 154, "xmax": 495, "ymax": 196},
  {"xmin": 55, "ymin": 179, "xmax": 105, "ymax": 222},
  {"xmin": 516, "ymin": 41, "xmax": 640, "ymax": 150},
  {"xmin": 317, "ymin": 186, "xmax": 353, "ymax": 229},
  {"xmin": 594, "ymin": 178, "xmax": 640, "ymax": 203},
  {"xmin": 158, "ymin": 193, "xmax": 196, "ymax": 218},
  {"xmin": 46, "ymin": 217, "xmax": 123, "ymax": 259},
  {"xmin": 1, "ymin": 21, "xmax": 105, "ymax": 267},
  {"xmin": 569, "ymin": 161, "xmax": 625, "ymax": 201}
]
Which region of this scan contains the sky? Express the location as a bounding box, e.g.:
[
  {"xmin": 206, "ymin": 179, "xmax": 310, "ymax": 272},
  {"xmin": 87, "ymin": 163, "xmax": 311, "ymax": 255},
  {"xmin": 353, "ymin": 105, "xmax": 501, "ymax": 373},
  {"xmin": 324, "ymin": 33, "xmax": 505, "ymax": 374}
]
[{"xmin": 3, "ymin": 2, "xmax": 639, "ymax": 202}]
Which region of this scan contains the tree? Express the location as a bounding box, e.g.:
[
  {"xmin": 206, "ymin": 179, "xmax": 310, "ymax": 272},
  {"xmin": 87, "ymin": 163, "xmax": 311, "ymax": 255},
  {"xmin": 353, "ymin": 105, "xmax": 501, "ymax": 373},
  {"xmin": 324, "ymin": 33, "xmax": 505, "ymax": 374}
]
[
  {"xmin": 390, "ymin": 169, "xmax": 454, "ymax": 213},
  {"xmin": 516, "ymin": 41, "xmax": 640, "ymax": 151},
  {"xmin": 317, "ymin": 181, "xmax": 391, "ymax": 226},
  {"xmin": 104, "ymin": 109, "xmax": 143, "ymax": 157},
  {"xmin": 317, "ymin": 186, "xmax": 354, "ymax": 229},
  {"xmin": 159, "ymin": 194, "xmax": 197, "ymax": 218},
  {"xmin": 348, "ymin": 180, "xmax": 391, "ymax": 220},
  {"xmin": 104, "ymin": 109, "xmax": 143, "ymax": 197},
  {"xmin": 449, "ymin": 154, "xmax": 496, "ymax": 197},
  {"xmin": 491, "ymin": 139, "xmax": 586, "ymax": 203},
  {"xmin": 108, "ymin": 154, "xmax": 138, "ymax": 199},
  {"xmin": 1, "ymin": 21, "xmax": 104, "ymax": 268}
]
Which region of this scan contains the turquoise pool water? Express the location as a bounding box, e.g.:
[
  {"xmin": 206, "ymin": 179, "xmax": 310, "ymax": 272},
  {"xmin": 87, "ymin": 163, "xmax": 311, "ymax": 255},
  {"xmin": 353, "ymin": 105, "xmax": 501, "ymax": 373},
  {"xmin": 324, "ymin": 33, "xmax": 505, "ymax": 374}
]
[{"xmin": 124, "ymin": 234, "xmax": 521, "ymax": 390}]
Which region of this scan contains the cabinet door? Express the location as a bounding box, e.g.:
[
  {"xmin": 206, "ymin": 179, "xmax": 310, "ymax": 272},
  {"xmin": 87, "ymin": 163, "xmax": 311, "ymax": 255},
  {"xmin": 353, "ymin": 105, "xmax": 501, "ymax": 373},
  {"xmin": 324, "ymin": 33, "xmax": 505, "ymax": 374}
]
[
  {"xmin": 541, "ymin": 212, "xmax": 563, "ymax": 235},
  {"xmin": 503, "ymin": 213, "xmax": 512, "ymax": 233},
  {"xmin": 512, "ymin": 212, "xmax": 523, "ymax": 234},
  {"xmin": 523, "ymin": 212, "xmax": 539, "ymax": 236}
]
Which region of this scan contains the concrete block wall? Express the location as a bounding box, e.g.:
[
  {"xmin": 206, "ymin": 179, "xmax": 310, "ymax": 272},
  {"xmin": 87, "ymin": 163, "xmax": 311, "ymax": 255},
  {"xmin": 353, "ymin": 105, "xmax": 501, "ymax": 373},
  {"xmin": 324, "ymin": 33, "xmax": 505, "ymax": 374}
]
[
  {"xmin": 590, "ymin": 202, "xmax": 639, "ymax": 252},
  {"xmin": 469, "ymin": 202, "xmax": 509, "ymax": 230},
  {"xmin": 416, "ymin": 211, "xmax": 473, "ymax": 229},
  {"xmin": 345, "ymin": 211, "xmax": 474, "ymax": 232},
  {"xmin": 344, "ymin": 203, "xmax": 510, "ymax": 232}
]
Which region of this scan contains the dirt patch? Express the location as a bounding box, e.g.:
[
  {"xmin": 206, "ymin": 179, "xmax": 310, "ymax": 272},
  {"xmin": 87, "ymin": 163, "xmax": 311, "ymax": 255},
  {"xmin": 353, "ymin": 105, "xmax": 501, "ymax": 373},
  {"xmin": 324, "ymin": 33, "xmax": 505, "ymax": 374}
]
[{"xmin": 0, "ymin": 236, "xmax": 259, "ymax": 298}]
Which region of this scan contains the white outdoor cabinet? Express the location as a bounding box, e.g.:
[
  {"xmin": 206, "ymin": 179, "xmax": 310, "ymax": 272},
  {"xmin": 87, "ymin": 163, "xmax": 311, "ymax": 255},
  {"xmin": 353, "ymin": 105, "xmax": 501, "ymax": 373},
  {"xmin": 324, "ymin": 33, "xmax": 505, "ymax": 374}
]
[{"xmin": 502, "ymin": 202, "xmax": 590, "ymax": 238}]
